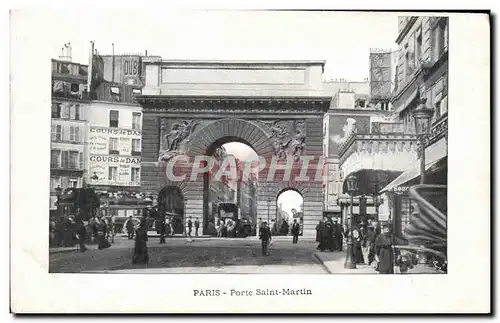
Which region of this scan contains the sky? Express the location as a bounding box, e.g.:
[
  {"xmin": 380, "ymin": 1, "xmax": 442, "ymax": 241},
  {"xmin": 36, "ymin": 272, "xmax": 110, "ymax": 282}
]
[
  {"xmin": 48, "ymin": 9, "xmax": 398, "ymax": 81},
  {"xmin": 222, "ymin": 142, "xmax": 303, "ymax": 216},
  {"xmin": 47, "ymin": 9, "xmax": 397, "ymax": 213}
]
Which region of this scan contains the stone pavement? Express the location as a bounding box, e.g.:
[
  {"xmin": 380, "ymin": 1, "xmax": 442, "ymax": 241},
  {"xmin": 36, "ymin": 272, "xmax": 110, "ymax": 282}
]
[{"xmin": 313, "ymin": 251, "xmax": 443, "ymax": 274}]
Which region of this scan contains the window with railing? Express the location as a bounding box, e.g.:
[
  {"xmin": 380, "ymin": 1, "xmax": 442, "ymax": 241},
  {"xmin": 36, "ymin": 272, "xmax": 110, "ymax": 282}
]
[
  {"xmin": 61, "ymin": 151, "xmax": 69, "ymax": 169},
  {"xmin": 132, "ymin": 139, "xmax": 141, "ymax": 156},
  {"xmin": 51, "ymin": 124, "xmax": 63, "ymax": 141},
  {"xmin": 109, "ymin": 166, "xmax": 118, "ymax": 182},
  {"xmin": 69, "ymin": 151, "xmax": 80, "ymax": 169},
  {"xmin": 432, "ymin": 18, "xmax": 448, "ymax": 63},
  {"xmin": 109, "ymin": 137, "xmax": 119, "ymax": 154},
  {"xmin": 69, "ymin": 126, "xmax": 80, "ymax": 142},
  {"xmin": 109, "ymin": 110, "xmax": 119, "ymax": 128},
  {"xmin": 132, "ymin": 112, "xmax": 141, "ymax": 130},
  {"xmin": 51, "ymin": 103, "xmax": 61, "ymax": 118},
  {"xmin": 51, "ymin": 150, "xmax": 61, "ymax": 168},
  {"xmin": 131, "ymin": 167, "xmax": 140, "ymax": 183}
]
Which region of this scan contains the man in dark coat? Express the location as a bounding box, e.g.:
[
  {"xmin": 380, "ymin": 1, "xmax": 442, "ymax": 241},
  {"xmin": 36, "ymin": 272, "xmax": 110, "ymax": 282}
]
[
  {"xmin": 315, "ymin": 220, "xmax": 322, "ymax": 243},
  {"xmin": 324, "ymin": 220, "xmax": 334, "ymax": 251},
  {"xmin": 194, "ymin": 219, "xmax": 200, "ymax": 236},
  {"xmin": 259, "ymin": 221, "xmax": 272, "ymax": 256},
  {"xmin": 126, "ymin": 216, "xmax": 135, "ymax": 240},
  {"xmin": 316, "ymin": 220, "xmax": 326, "ymax": 251},
  {"xmin": 77, "ymin": 222, "xmax": 88, "ymax": 253},
  {"xmin": 158, "ymin": 218, "xmax": 166, "ymax": 244},
  {"xmin": 332, "ymin": 220, "xmax": 343, "ymax": 251},
  {"xmin": 187, "ymin": 217, "xmax": 193, "ymax": 237},
  {"xmin": 291, "ymin": 219, "xmax": 300, "ymax": 244}
]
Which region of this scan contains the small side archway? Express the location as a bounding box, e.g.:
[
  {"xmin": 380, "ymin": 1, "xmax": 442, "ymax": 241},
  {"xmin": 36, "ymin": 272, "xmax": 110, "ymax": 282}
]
[
  {"xmin": 275, "ymin": 187, "xmax": 304, "ymax": 235},
  {"xmin": 158, "ymin": 185, "xmax": 186, "ymax": 234}
]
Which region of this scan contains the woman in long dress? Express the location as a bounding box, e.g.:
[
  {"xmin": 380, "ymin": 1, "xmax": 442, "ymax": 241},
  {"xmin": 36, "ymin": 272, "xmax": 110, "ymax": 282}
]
[{"xmin": 132, "ymin": 218, "xmax": 149, "ymax": 264}]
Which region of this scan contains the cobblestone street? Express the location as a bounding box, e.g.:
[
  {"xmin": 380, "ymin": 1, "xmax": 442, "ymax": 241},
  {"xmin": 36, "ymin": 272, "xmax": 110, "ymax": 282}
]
[{"xmin": 49, "ymin": 237, "xmax": 327, "ymax": 273}]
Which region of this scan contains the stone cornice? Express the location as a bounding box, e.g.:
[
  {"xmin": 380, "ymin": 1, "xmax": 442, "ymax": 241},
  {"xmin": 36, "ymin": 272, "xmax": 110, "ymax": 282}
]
[
  {"xmin": 395, "ymin": 17, "xmax": 418, "ymax": 44},
  {"xmin": 339, "ymin": 133, "xmax": 418, "ymax": 166},
  {"xmin": 138, "ymin": 96, "xmax": 330, "ymax": 114}
]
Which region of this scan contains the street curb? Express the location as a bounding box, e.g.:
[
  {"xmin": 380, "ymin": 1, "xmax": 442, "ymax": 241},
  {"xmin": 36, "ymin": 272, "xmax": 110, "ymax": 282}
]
[{"xmin": 313, "ymin": 252, "xmax": 333, "ymax": 274}]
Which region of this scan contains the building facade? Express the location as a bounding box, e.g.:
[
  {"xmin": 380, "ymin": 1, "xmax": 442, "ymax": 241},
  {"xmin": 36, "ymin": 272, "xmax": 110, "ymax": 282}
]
[
  {"xmin": 86, "ymin": 100, "xmax": 143, "ymax": 190},
  {"xmin": 50, "ymin": 57, "xmax": 90, "ymax": 213},
  {"xmin": 380, "ymin": 16, "xmax": 448, "ymax": 234}
]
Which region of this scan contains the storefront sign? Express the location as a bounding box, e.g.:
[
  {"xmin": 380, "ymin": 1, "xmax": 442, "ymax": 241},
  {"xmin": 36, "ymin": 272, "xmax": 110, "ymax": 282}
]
[
  {"xmin": 88, "ymin": 155, "xmax": 141, "ymax": 187},
  {"xmin": 390, "ymin": 186, "xmax": 409, "ymax": 193},
  {"xmin": 90, "ymin": 127, "xmax": 141, "ymax": 137},
  {"xmin": 89, "ymin": 155, "xmax": 141, "ymax": 164}
]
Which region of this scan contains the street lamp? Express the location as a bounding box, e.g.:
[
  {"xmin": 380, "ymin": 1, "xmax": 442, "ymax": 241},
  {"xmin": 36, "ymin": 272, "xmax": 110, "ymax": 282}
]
[
  {"xmin": 344, "ymin": 174, "xmax": 358, "ymax": 269},
  {"xmin": 412, "ymin": 99, "xmax": 434, "ymax": 184},
  {"xmin": 266, "ymin": 197, "xmax": 271, "ymax": 224},
  {"xmin": 184, "ymin": 197, "xmax": 188, "ymax": 237}
]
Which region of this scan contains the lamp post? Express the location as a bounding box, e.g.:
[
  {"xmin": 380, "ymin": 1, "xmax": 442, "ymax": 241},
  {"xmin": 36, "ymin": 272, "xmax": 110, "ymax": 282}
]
[
  {"xmin": 412, "ymin": 99, "xmax": 433, "ymax": 184},
  {"xmin": 266, "ymin": 197, "xmax": 271, "ymax": 224},
  {"xmin": 184, "ymin": 197, "xmax": 188, "ymax": 237},
  {"xmin": 344, "ymin": 175, "xmax": 358, "ymax": 269}
]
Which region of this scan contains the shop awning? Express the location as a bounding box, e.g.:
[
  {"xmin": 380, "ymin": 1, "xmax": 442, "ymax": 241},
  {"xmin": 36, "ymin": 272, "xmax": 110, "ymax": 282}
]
[
  {"xmin": 379, "ymin": 157, "xmax": 447, "ymax": 193},
  {"xmin": 342, "ymin": 169, "xmax": 402, "ymax": 196}
]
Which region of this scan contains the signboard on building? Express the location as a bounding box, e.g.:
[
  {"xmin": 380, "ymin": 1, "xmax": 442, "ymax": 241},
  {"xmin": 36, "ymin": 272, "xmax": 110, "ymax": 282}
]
[
  {"xmin": 328, "ymin": 115, "xmax": 371, "ymax": 157},
  {"xmin": 89, "ymin": 126, "xmax": 141, "ymax": 155},
  {"xmin": 369, "ymin": 50, "xmax": 395, "ymax": 99},
  {"xmin": 88, "ymin": 155, "xmax": 141, "ymax": 187},
  {"xmin": 88, "ymin": 126, "xmax": 141, "ymax": 187}
]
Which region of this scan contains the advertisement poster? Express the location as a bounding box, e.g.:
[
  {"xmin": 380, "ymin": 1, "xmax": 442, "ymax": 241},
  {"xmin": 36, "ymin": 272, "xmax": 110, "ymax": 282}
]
[
  {"xmin": 88, "ymin": 156, "xmax": 141, "ymax": 186},
  {"xmin": 328, "ymin": 115, "xmax": 371, "ymax": 156}
]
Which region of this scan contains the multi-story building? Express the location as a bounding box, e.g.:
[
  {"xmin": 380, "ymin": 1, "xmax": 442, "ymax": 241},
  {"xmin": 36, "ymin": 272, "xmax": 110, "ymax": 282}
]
[
  {"xmin": 379, "ymin": 16, "xmax": 448, "ymax": 234},
  {"xmin": 50, "ymin": 49, "xmax": 90, "ymax": 215},
  {"xmin": 84, "ymin": 47, "xmax": 149, "ymax": 220}
]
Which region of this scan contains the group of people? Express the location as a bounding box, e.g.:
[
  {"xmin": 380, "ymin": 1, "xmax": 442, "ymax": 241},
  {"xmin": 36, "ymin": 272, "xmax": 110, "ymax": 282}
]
[
  {"xmin": 49, "ymin": 215, "xmax": 114, "ymax": 252},
  {"xmin": 316, "ymin": 217, "xmax": 410, "ymax": 274},
  {"xmin": 315, "ymin": 217, "xmax": 344, "ymax": 252}
]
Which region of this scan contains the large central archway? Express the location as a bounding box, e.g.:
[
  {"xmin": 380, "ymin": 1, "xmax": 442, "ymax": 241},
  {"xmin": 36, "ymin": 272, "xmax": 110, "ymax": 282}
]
[{"xmin": 138, "ymin": 96, "xmax": 329, "ymax": 236}]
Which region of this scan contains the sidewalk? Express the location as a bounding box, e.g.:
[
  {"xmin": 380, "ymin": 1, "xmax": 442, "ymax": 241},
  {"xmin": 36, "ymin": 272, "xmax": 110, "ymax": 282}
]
[{"xmin": 313, "ymin": 251, "xmax": 443, "ymax": 274}]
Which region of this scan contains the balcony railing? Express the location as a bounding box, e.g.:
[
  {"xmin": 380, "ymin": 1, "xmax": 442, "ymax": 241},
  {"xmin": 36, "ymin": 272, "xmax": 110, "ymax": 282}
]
[
  {"xmin": 426, "ymin": 114, "xmax": 448, "ymax": 147},
  {"xmin": 50, "ymin": 164, "xmax": 84, "ymax": 171}
]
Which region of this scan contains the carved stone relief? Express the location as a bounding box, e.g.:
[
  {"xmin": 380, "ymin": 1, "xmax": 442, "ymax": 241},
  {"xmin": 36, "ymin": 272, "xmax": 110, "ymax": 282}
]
[
  {"xmin": 258, "ymin": 119, "xmax": 307, "ymax": 161},
  {"xmin": 159, "ymin": 118, "xmax": 202, "ymax": 162}
]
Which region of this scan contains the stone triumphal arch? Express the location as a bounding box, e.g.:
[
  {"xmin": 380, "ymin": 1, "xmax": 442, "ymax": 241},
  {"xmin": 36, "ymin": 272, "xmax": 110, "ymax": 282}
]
[{"xmin": 137, "ymin": 59, "xmax": 330, "ymax": 236}]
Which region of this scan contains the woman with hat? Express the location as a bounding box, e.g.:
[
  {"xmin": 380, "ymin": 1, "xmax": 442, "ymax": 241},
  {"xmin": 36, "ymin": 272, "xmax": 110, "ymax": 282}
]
[{"xmin": 132, "ymin": 217, "xmax": 149, "ymax": 264}]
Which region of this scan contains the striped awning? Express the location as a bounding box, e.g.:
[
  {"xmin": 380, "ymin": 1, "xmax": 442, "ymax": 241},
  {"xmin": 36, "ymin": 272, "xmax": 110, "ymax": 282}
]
[{"xmin": 379, "ymin": 157, "xmax": 446, "ymax": 193}]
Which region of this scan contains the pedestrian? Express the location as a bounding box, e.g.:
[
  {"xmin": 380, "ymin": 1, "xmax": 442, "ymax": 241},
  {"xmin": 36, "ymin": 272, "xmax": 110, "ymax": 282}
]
[
  {"xmin": 316, "ymin": 220, "xmax": 326, "ymax": 251},
  {"xmin": 291, "ymin": 219, "xmax": 300, "ymax": 244},
  {"xmin": 77, "ymin": 221, "xmax": 88, "ymax": 253},
  {"xmin": 158, "ymin": 218, "xmax": 166, "ymax": 244},
  {"xmin": 315, "ymin": 220, "xmax": 322, "ymax": 243},
  {"xmin": 259, "ymin": 221, "xmax": 272, "ymax": 256},
  {"xmin": 325, "ymin": 220, "xmax": 334, "ymax": 251},
  {"xmin": 365, "ymin": 226, "xmax": 376, "ymax": 266},
  {"xmin": 187, "ymin": 217, "xmax": 193, "ymax": 237},
  {"xmin": 132, "ymin": 218, "xmax": 149, "ymax": 264},
  {"xmin": 374, "ymin": 224, "xmax": 394, "ymax": 274},
  {"xmin": 194, "ymin": 218, "xmax": 200, "ymax": 236},
  {"xmin": 257, "ymin": 217, "xmax": 263, "ymax": 237},
  {"xmin": 352, "ymin": 226, "xmax": 364, "ymax": 264},
  {"xmin": 126, "ymin": 216, "xmax": 135, "ymax": 240}
]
